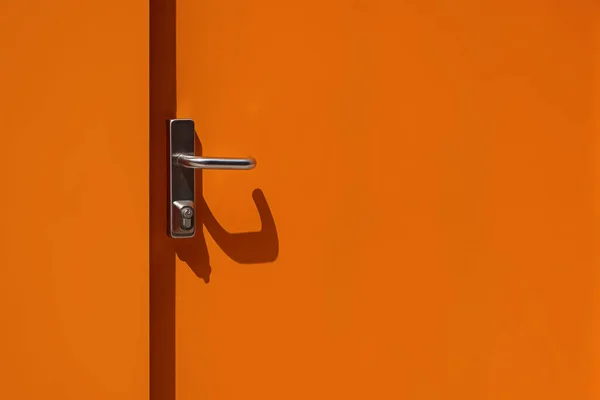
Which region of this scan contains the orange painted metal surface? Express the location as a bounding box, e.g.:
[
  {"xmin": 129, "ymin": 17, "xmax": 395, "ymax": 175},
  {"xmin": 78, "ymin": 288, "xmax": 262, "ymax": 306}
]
[
  {"xmin": 171, "ymin": 1, "xmax": 598, "ymax": 399},
  {"xmin": 0, "ymin": 0, "xmax": 149, "ymax": 399}
]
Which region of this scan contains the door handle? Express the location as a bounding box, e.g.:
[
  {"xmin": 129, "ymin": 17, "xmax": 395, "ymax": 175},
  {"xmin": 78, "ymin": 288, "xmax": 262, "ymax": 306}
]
[
  {"xmin": 168, "ymin": 119, "xmax": 256, "ymax": 238},
  {"xmin": 174, "ymin": 154, "xmax": 256, "ymax": 170}
]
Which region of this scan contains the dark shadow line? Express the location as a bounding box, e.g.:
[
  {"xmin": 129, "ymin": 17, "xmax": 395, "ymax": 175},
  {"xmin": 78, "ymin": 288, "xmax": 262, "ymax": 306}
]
[{"xmin": 149, "ymin": 0, "xmax": 176, "ymax": 398}]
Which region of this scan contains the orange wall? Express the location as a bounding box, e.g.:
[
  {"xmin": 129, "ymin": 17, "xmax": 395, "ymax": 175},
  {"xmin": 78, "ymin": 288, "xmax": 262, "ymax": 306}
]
[
  {"xmin": 0, "ymin": 0, "xmax": 149, "ymax": 398},
  {"xmin": 173, "ymin": 1, "xmax": 599, "ymax": 399}
]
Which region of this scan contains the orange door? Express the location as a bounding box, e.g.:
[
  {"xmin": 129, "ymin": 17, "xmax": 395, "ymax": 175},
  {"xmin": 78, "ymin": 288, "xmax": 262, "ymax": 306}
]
[
  {"xmin": 164, "ymin": 1, "xmax": 599, "ymax": 399},
  {"xmin": 0, "ymin": 0, "xmax": 149, "ymax": 399}
]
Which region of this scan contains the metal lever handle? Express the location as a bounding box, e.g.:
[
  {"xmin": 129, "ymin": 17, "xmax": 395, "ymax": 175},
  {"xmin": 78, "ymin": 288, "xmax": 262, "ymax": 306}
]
[
  {"xmin": 175, "ymin": 154, "xmax": 256, "ymax": 170},
  {"xmin": 168, "ymin": 119, "xmax": 258, "ymax": 238}
]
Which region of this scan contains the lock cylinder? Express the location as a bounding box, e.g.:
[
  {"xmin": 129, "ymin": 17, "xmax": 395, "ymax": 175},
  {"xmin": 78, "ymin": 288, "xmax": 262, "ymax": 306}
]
[{"xmin": 180, "ymin": 206, "xmax": 194, "ymax": 230}]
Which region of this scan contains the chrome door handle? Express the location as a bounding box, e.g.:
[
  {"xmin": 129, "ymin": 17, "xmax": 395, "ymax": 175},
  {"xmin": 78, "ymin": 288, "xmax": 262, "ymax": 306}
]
[
  {"xmin": 168, "ymin": 119, "xmax": 256, "ymax": 238},
  {"xmin": 174, "ymin": 154, "xmax": 256, "ymax": 170}
]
